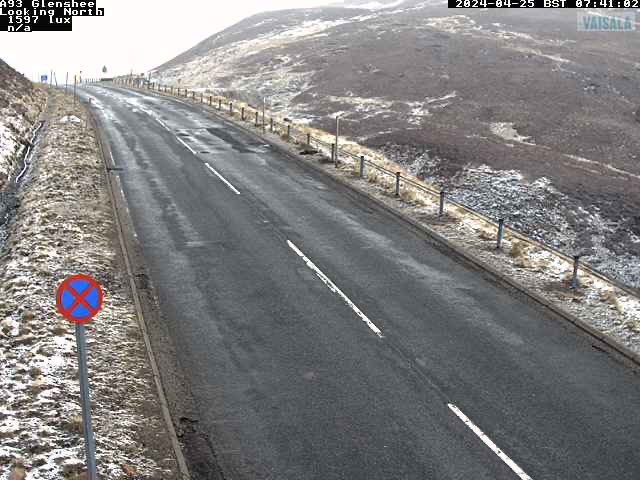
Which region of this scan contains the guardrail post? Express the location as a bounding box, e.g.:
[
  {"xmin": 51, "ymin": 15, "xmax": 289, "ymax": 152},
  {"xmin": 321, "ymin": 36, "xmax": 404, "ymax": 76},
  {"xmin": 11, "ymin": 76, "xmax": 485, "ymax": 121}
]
[
  {"xmin": 331, "ymin": 144, "xmax": 336, "ymax": 165},
  {"xmin": 241, "ymin": 107, "xmax": 245, "ymax": 121},
  {"xmin": 395, "ymin": 172, "xmax": 401, "ymax": 197},
  {"xmin": 307, "ymin": 133, "xmax": 311, "ymax": 146},
  {"xmin": 255, "ymin": 111, "xmax": 259, "ymax": 126},
  {"xmin": 287, "ymin": 125, "xmax": 291, "ymax": 141},
  {"xmin": 497, "ymin": 219, "xmax": 505, "ymax": 250},
  {"xmin": 218, "ymin": 99, "xmax": 222, "ymax": 110},
  {"xmin": 360, "ymin": 156, "xmax": 365, "ymax": 178},
  {"xmin": 571, "ymin": 255, "xmax": 581, "ymax": 289},
  {"xmin": 439, "ymin": 190, "xmax": 446, "ymax": 217},
  {"xmin": 230, "ymin": 103, "xmax": 233, "ymax": 115},
  {"xmin": 270, "ymin": 118, "xmax": 274, "ymax": 132}
]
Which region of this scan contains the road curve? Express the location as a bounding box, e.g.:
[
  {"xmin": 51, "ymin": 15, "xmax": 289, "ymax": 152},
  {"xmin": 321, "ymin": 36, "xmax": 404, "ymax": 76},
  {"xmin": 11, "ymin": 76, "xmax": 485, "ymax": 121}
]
[{"xmin": 82, "ymin": 84, "xmax": 640, "ymax": 480}]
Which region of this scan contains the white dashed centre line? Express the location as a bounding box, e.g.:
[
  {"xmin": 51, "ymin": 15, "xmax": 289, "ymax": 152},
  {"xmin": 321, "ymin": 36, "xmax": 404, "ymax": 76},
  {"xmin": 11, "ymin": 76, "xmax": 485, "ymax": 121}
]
[
  {"xmin": 287, "ymin": 240, "xmax": 384, "ymax": 338},
  {"xmin": 204, "ymin": 163, "xmax": 241, "ymax": 195},
  {"xmin": 176, "ymin": 136, "xmax": 197, "ymax": 155},
  {"xmin": 448, "ymin": 404, "xmax": 533, "ymax": 480}
]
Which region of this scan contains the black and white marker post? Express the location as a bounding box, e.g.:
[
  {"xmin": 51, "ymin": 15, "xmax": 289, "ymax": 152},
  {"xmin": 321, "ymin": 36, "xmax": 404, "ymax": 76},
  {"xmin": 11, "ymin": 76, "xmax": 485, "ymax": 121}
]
[{"xmin": 57, "ymin": 274, "xmax": 104, "ymax": 480}]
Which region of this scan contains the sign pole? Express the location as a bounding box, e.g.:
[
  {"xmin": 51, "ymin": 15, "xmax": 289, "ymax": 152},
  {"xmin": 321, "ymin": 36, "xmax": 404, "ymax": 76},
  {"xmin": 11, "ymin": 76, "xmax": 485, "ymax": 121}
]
[
  {"xmin": 75, "ymin": 324, "xmax": 98, "ymax": 480},
  {"xmin": 57, "ymin": 274, "xmax": 104, "ymax": 480}
]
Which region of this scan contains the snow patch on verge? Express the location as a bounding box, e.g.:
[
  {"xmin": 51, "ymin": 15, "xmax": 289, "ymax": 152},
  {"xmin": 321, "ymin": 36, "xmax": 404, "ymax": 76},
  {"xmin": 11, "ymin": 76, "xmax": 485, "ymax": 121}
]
[{"xmin": 490, "ymin": 122, "xmax": 535, "ymax": 145}]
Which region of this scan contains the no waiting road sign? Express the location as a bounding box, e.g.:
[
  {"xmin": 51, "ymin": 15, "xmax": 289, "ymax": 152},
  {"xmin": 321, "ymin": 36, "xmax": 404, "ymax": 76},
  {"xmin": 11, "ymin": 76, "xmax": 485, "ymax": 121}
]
[
  {"xmin": 56, "ymin": 274, "xmax": 104, "ymax": 325},
  {"xmin": 56, "ymin": 274, "xmax": 102, "ymax": 479}
]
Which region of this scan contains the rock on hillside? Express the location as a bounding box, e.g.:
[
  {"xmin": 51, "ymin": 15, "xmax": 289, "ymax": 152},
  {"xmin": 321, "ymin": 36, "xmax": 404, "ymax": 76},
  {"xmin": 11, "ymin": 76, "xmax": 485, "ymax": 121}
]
[
  {"xmin": 152, "ymin": 3, "xmax": 640, "ymax": 287},
  {"xmin": 0, "ymin": 59, "xmax": 46, "ymax": 189}
]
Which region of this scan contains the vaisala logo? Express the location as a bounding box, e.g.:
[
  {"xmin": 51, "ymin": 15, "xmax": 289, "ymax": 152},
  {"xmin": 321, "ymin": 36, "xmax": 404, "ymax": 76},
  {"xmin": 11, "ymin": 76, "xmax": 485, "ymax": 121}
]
[{"xmin": 577, "ymin": 10, "xmax": 635, "ymax": 31}]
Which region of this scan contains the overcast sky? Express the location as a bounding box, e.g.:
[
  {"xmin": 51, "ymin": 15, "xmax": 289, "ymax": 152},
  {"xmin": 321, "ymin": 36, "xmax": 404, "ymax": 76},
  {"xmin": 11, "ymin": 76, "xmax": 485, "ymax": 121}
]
[{"xmin": 0, "ymin": 0, "xmax": 328, "ymax": 82}]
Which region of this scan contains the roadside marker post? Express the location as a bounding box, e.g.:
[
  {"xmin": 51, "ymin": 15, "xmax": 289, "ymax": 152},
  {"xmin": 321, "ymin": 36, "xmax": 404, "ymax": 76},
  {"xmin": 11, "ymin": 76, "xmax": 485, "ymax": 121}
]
[
  {"xmin": 56, "ymin": 274, "xmax": 104, "ymax": 480},
  {"xmin": 439, "ymin": 190, "xmax": 446, "ymax": 217},
  {"xmin": 335, "ymin": 115, "xmax": 341, "ymax": 164},
  {"xmin": 571, "ymin": 255, "xmax": 581, "ymax": 289},
  {"xmin": 497, "ymin": 219, "xmax": 505, "ymax": 250}
]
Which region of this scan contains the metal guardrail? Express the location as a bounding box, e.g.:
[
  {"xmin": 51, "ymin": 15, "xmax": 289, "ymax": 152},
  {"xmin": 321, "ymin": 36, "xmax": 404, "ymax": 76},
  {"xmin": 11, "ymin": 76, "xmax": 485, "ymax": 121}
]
[{"xmin": 108, "ymin": 77, "xmax": 638, "ymax": 298}]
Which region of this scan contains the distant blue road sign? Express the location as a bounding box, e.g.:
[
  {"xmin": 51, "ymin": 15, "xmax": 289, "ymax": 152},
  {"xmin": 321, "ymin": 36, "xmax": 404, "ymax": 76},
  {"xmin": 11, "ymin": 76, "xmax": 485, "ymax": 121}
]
[{"xmin": 41, "ymin": 75, "xmax": 48, "ymax": 83}]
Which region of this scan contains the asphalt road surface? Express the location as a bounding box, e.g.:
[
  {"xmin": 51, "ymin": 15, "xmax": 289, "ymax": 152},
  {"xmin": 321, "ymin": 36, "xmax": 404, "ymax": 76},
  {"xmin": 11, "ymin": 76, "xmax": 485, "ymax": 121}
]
[{"xmin": 82, "ymin": 85, "xmax": 640, "ymax": 480}]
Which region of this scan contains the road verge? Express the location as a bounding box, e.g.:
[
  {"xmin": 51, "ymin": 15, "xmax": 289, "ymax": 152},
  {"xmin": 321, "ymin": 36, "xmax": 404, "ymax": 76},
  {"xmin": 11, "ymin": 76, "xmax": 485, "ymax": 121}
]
[{"xmin": 0, "ymin": 90, "xmax": 183, "ymax": 479}]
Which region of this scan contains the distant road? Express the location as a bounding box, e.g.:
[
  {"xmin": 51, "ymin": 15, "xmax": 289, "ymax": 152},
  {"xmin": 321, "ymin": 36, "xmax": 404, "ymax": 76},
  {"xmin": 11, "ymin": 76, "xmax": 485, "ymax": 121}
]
[{"xmin": 82, "ymin": 85, "xmax": 640, "ymax": 480}]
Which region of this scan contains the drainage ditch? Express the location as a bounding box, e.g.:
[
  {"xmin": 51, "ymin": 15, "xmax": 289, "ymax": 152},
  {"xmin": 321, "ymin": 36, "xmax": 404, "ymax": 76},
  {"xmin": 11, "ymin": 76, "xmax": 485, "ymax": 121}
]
[{"xmin": 0, "ymin": 120, "xmax": 45, "ymax": 249}]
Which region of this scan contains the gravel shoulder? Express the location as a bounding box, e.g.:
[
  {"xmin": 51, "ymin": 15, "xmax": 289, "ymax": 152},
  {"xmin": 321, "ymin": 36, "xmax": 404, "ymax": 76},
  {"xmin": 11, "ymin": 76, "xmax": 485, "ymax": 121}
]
[{"xmin": 0, "ymin": 90, "xmax": 180, "ymax": 479}]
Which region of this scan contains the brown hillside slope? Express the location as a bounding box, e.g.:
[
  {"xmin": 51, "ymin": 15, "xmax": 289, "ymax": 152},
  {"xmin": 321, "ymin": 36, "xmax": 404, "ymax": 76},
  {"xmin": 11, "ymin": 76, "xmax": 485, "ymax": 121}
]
[{"xmin": 153, "ymin": 3, "xmax": 640, "ymax": 287}]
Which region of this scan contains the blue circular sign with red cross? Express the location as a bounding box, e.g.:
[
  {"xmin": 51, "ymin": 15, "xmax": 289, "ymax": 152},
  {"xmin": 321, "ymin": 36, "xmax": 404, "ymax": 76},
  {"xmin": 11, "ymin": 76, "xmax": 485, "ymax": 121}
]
[{"xmin": 56, "ymin": 275, "xmax": 104, "ymax": 325}]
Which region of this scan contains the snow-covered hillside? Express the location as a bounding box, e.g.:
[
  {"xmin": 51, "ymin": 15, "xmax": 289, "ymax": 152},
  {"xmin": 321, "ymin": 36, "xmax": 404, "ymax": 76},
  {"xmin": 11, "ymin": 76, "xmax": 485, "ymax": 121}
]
[
  {"xmin": 152, "ymin": 5, "xmax": 640, "ymax": 288},
  {"xmin": 0, "ymin": 60, "xmax": 45, "ymax": 190}
]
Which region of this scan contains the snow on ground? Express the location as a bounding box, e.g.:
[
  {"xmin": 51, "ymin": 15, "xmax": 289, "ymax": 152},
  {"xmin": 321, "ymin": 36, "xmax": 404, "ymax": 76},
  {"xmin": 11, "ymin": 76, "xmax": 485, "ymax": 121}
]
[
  {"xmin": 490, "ymin": 122, "xmax": 535, "ymax": 145},
  {"xmin": 0, "ymin": 91, "xmax": 179, "ymax": 479},
  {"xmin": 0, "ymin": 62, "xmax": 45, "ymax": 191},
  {"xmin": 0, "ymin": 104, "xmax": 43, "ymax": 191},
  {"xmin": 564, "ymin": 153, "xmax": 640, "ymax": 182},
  {"xmin": 155, "ymin": 17, "xmax": 353, "ymax": 96},
  {"xmin": 341, "ymin": 0, "xmax": 406, "ymax": 9},
  {"xmin": 0, "ymin": 121, "xmax": 21, "ymax": 182}
]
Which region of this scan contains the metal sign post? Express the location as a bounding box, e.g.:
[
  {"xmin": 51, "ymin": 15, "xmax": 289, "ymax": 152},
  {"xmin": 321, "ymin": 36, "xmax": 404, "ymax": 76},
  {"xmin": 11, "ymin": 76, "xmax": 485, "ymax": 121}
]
[
  {"xmin": 75, "ymin": 324, "xmax": 98, "ymax": 480},
  {"xmin": 335, "ymin": 115, "xmax": 341, "ymax": 164},
  {"xmin": 57, "ymin": 274, "xmax": 104, "ymax": 480}
]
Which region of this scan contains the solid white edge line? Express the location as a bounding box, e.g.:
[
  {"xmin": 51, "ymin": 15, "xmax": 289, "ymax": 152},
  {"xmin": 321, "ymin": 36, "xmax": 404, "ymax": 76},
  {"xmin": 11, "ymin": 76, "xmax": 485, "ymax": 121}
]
[
  {"xmin": 286, "ymin": 240, "xmax": 384, "ymax": 338},
  {"xmin": 204, "ymin": 163, "xmax": 241, "ymax": 195},
  {"xmin": 448, "ymin": 404, "xmax": 533, "ymax": 480},
  {"xmin": 176, "ymin": 136, "xmax": 197, "ymax": 155},
  {"xmin": 156, "ymin": 118, "xmax": 171, "ymax": 132}
]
